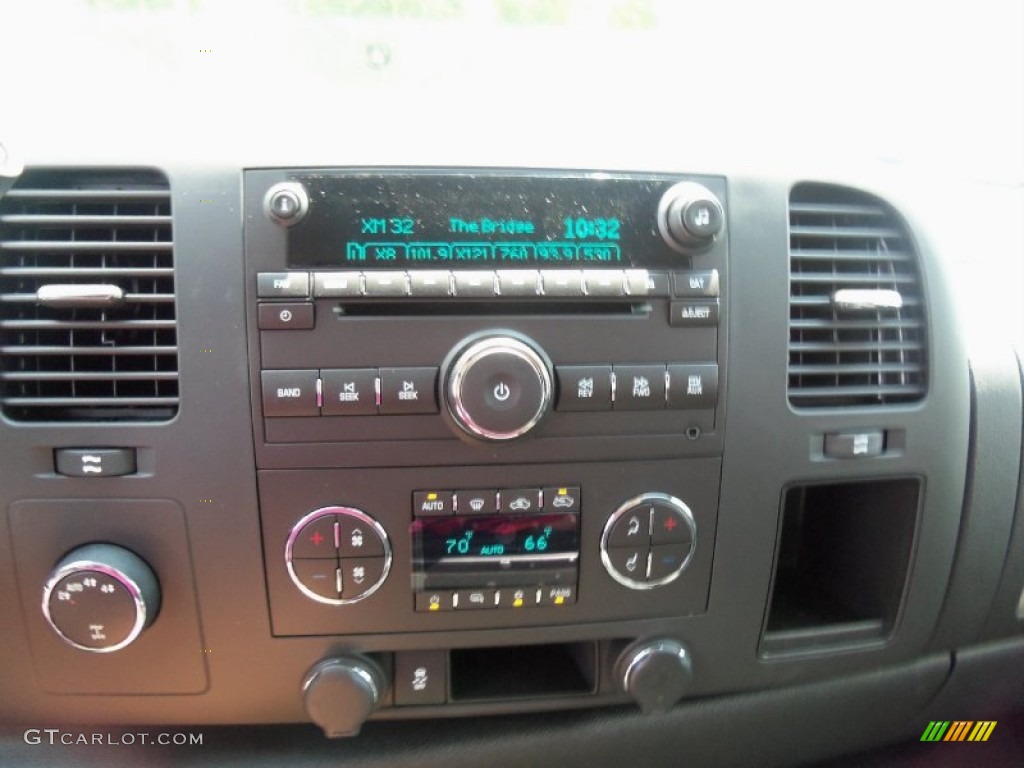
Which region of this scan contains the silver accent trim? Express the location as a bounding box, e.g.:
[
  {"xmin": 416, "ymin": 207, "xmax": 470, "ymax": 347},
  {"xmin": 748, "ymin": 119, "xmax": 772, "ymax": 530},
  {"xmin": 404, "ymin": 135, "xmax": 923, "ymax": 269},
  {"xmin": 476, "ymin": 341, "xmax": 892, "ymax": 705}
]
[
  {"xmin": 600, "ymin": 492, "xmax": 697, "ymax": 590},
  {"xmin": 621, "ymin": 639, "xmax": 691, "ymax": 695},
  {"xmin": 832, "ymin": 288, "xmax": 904, "ymax": 312},
  {"xmin": 447, "ymin": 336, "xmax": 553, "ymax": 441},
  {"xmin": 285, "ymin": 506, "xmax": 393, "ymax": 606},
  {"xmin": 36, "ymin": 283, "xmax": 125, "ymax": 307},
  {"xmin": 41, "ymin": 560, "xmax": 148, "ymax": 653},
  {"xmin": 301, "ymin": 659, "xmax": 381, "ymax": 707}
]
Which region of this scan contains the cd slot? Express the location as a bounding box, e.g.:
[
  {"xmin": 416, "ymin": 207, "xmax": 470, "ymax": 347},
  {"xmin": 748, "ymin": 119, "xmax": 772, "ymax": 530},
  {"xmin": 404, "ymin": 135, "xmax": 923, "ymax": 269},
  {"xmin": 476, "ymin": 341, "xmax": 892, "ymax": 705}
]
[{"xmin": 333, "ymin": 301, "xmax": 649, "ymax": 317}]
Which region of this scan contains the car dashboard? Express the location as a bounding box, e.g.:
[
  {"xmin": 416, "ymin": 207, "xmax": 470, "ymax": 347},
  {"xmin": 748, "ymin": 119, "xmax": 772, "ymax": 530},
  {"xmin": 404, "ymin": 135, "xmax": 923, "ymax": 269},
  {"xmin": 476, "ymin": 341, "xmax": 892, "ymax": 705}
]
[{"xmin": 1, "ymin": 34, "xmax": 1023, "ymax": 763}]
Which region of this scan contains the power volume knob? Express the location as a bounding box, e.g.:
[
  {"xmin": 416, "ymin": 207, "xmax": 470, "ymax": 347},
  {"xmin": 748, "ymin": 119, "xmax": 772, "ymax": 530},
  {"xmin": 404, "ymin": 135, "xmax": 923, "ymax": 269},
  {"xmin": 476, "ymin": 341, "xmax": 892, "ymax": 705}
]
[
  {"xmin": 657, "ymin": 182, "xmax": 724, "ymax": 253},
  {"xmin": 42, "ymin": 543, "xmax": 161, "ymax": 653},
  {"xmin": 443, "ymin": 334, "xmax": 554, "ymax": 442}
]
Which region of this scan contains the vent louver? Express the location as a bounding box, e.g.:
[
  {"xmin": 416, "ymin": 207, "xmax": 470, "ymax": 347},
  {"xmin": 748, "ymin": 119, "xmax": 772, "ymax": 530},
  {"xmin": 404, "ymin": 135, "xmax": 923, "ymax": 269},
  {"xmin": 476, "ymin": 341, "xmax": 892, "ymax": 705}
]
[
  {"xmin": 0, "ymin": 169, "xmax": 178, "ymax": 422},
  {"xmin": 788, "ymin": 183, "xmax": 927, "ymax": 408}
]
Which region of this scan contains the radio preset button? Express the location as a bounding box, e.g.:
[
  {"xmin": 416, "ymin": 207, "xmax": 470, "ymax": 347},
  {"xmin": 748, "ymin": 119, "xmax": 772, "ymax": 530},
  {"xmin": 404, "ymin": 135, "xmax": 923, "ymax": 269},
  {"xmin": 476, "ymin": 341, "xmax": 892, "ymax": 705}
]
[
  {"xmin": 452, "ymin": 271, "xmax": 496, "ymax": 297},
  {"xmin": 413, "ymin": 491, "xmax": 455, "ymax": 517},
  {"xmin": 379, "ymin": 367, "xmax": 438, "ymax": 415},
  {"xmin": 261, "ymin": 370, "xmax": 320, "ymax": 417},
  {"xmin": 667, "ymin": 364, "xmax": 719, "ymax": 410},
  {"xmin": 496, "ymin": 270, "xmax": 541, "ymax": 297},
  {"xmin": 313, "ymin": 271, "xmax": 363, "ymax": 297},
  {"xmin": 416, "ymin": 590, "xmax": 455, "ymax": 612},
  {"xmin": 363, "ymin": 272, "xmax": 409, "ymax": 297},
  {"xmin": 321, "ymin": 368, "xmax": 378, "ymax": 416},
  {"xmin": 257, "ymin": 272, "xmax": 310, "ymax": 298},
  {"xmin": 501, "ymin": 488, "xmax": 541, "ymax": 514},
  {"xmin": 408, "ymin": 270, "xmax": 452, "ymax": 297},
  {"xmin": 541, "ymin": 270, "xmax": 584, "ymax": 297},
  {"xmin": 291, "ymin": 514, "xmax": 339, "ymax": 559},
  {"xmin": 614, "ymin": 365, "xmax": 667, "ymax": 410},
  {"xmin": 543, "ymin": 486, "xmax": 580, "ymax": 513},
  {"xmin": 291, "ymin": 560, "xmax": 341, "ymax": 601},
  {"xmin": 669, "ymin": 300, "xmax": 720, "ymax": 327},
  {"xmin": 556, "ymin": 365, "xmax": 613, "ymax": 412},
  {"xmin": 582, "ymin": 270, "xmax": 625, "ymax": 297},
  {"xmin": 340, "ymin": 557, "xmax": 386, "ymax": 600},
  {"xmin": 454, "ymin": 489, "xmax": 498, "ymax": 516}
]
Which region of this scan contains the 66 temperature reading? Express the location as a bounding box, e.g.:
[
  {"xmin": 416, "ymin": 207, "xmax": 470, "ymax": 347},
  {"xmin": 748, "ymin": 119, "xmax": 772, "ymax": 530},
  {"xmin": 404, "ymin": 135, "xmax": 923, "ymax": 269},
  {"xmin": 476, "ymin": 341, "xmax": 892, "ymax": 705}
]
[{"xmin": 523, "ymin": 526, "xmax": 553, "ymax": 552}]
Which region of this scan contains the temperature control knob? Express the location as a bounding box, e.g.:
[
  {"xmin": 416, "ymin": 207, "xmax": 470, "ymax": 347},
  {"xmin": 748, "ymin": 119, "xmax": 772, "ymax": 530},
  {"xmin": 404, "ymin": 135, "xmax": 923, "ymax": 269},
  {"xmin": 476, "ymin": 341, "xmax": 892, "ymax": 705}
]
[
  {"xmin": 443, "ymin": 333, "xmax": 554, "ymax": 442},
  {"xmin": 303, "ymin": 656, "xmax": 387, "ymax": 738},
  {"xmin": 657, "ymin": 182, "xmax": 724, "ymax": 252},
  {"xmin": 617, "ymin": 638, "xmax": 693, "ymax": 714},
  {"xmin": 42, "ymin": 543, "xmax": 160, "ymax": 653}
]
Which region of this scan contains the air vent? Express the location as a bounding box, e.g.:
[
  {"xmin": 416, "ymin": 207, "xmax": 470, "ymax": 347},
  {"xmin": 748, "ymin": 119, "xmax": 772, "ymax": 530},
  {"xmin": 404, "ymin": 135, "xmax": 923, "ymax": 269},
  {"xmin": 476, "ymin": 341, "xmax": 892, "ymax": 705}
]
[
  {"xmin": 0, "ymin": 169, "xmax": 178, "ymax": 422},
  {"xmin": 788, "ymin": 183, "xmax": 927, "ymax": 408}
]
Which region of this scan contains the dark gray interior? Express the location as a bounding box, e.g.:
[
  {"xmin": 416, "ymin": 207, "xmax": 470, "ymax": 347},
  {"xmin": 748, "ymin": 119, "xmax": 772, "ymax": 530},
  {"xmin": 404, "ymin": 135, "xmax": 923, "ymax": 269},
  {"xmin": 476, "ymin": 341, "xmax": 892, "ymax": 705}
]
[{"xmin": 0, "ymin": 146, "xmax": 1021, "ymax": 767}]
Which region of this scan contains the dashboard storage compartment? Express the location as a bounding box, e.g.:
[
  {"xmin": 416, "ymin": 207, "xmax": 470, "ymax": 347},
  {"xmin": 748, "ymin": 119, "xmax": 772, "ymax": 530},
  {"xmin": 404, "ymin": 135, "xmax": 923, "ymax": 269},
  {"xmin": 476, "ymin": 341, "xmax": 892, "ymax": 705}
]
[
  {"xmin": 449, "ymin": 642, "xmax": 597, "ymax": 701},
  {"xmin": 762, "ymin": 478, "xmax": 921, "ymax": 655}
]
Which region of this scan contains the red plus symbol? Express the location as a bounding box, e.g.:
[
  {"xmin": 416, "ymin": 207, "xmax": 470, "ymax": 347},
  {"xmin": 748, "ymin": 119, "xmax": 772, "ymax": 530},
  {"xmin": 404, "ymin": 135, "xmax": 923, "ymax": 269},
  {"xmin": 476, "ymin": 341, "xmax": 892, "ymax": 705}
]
[
  {"xmin": 663, "ymin": 516, "xmax": 678, "ymax": 531},
  {"xmin": 310, "ymin": 531, "xmax": 325, "ymax": 546}
]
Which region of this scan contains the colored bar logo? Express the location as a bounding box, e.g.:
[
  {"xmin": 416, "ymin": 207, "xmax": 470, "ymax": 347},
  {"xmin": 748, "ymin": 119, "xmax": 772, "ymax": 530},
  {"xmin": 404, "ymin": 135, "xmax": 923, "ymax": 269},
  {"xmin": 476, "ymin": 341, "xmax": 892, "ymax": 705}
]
[{"xmin": 920, "ymin": 721, "xmax": 997, "ymax": 742}]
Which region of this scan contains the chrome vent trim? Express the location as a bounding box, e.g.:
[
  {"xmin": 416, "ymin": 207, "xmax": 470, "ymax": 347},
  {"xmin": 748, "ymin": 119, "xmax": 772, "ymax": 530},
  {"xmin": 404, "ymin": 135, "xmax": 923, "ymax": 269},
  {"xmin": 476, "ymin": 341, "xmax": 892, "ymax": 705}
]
[
  {"xmin": 0, "ymin": 169, "xmax": 178, "ymax": 422},
  {"xmin": 788, "ymin": 183, "xmax": 927, "ymax": 408}
]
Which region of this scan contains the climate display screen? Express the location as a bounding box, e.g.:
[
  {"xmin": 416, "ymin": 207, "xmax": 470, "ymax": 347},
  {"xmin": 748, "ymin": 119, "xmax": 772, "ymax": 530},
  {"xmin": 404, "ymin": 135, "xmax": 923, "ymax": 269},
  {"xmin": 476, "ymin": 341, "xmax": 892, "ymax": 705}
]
[
  {"xmin": 412, "ymin": 513, "xmax": 579, "ymax": 564},
  {"xmin": 287, "ymin": 173, "xmax": 685, "ymax": 269}
]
